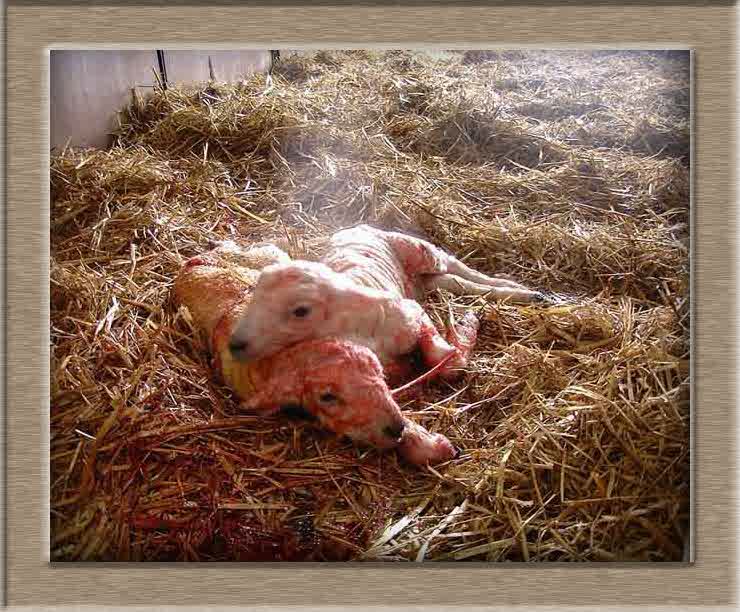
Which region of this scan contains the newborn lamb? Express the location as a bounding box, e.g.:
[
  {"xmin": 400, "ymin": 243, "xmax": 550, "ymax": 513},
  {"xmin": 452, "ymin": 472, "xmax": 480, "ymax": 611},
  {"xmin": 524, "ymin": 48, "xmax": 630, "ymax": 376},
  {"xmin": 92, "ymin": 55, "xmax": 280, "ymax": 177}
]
[
  {"xmin": 229, "ymin": 224, "xmax": 543, "ymax": 378},
  {"xmin": 173, "ymin": 240, "xmax": 457, "ymax": 465}
]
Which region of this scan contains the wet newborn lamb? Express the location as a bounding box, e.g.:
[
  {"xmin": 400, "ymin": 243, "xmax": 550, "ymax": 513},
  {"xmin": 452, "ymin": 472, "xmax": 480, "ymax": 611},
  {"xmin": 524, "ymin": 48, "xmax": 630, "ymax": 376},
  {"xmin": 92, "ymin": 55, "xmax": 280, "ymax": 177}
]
[
  {"xmin": 229, "ymin": 224, "xmax": 544, "ymax": 379},
  {"xmin": 173, "ymin": 240, "xmax": 457, "ymax": 465}
]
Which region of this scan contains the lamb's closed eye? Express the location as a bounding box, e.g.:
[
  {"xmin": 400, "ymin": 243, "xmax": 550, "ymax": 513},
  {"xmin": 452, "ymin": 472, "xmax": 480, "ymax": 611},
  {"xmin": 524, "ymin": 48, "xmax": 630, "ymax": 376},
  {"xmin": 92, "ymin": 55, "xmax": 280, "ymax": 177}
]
[{"xmin": 292, "ymin": 305, "xmax": 311, "ymax": 318}]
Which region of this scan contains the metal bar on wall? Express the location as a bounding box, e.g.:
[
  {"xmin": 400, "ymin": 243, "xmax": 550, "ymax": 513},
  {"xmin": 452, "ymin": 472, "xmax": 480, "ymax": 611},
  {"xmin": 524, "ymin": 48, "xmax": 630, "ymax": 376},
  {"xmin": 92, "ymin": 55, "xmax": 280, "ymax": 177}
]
[{"xmin": 156, "ymin": 49, "xmax": 168, "ymax": 89}]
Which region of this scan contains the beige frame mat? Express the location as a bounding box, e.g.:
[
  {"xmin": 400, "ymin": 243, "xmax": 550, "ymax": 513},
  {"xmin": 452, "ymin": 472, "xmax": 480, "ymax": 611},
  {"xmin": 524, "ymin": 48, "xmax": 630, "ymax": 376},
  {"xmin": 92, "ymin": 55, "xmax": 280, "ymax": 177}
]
[{"xmin": 4, "ymin": 2, "xmax": 732, "ymax": 610}]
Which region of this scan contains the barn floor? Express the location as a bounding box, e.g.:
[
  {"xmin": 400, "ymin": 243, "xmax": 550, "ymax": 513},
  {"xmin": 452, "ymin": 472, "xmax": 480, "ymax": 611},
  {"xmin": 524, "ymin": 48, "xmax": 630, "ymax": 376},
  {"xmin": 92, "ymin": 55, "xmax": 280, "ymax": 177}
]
[{"xmin": 50, "ymin": 50, "xmax": 690, "ymax": 561}]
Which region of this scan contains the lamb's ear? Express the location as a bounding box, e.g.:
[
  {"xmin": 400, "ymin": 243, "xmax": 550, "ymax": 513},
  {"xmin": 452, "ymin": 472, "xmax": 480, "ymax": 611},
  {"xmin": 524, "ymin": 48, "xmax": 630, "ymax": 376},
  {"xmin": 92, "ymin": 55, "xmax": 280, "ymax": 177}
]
[
  {"xmin": 240, "ymin": 366, "xmax": 304, "ymax": 415},
  {"xmin": 278, "ymin": 403, "xmax": 319, "ymax": 422},
  {"xmin": 257, "ymin": 264, "xmax": 306, "ymax": 291}
]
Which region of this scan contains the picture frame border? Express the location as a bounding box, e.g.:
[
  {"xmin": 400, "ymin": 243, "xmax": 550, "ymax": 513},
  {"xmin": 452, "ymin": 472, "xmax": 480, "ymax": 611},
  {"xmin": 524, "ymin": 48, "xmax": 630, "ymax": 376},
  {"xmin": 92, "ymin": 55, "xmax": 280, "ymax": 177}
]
[{"xmin": 4, "ymin": 2, "xmax": 732, "ymax": 609}]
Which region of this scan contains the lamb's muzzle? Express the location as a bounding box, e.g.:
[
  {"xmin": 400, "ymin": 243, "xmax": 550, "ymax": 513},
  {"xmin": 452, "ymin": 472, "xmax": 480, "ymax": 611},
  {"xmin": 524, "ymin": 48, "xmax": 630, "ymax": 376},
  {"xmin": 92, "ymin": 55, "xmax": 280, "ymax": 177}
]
[{"xmin": 228, "ymin": 338, "xmax": 249, "ymax": 360}]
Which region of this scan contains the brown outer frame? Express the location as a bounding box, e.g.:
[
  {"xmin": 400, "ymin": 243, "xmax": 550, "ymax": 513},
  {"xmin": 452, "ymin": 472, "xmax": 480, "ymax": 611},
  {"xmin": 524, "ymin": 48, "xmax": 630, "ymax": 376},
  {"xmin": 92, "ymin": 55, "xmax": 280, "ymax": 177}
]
[{"xmin": 5, "ymin": 3, "xmax": 732, "ymax": 609}]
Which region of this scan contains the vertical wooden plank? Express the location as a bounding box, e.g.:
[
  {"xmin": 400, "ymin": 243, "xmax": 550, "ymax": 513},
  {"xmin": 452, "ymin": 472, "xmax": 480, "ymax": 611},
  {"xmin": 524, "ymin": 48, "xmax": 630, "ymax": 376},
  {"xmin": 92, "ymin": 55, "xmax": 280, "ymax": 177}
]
[
  {"xmin": 162, "ymin": 50, "xmax": 270, "ymax": 86},
  {"xmin": 209, "ymin": 50, "xmax": 271, "ymax": 82},
  {"xmin": 49, "ymin": 50, "xmax": 159, "ymax": 150},
  {"xmin": 161, "ymin": 50, "xmax": 211, "ymax": 84}
]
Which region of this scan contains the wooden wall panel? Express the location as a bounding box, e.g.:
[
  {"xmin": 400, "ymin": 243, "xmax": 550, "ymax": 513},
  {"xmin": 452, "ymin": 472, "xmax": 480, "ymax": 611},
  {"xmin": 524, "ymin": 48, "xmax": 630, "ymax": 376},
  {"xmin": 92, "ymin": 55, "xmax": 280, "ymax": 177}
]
[
  {"xmin": 50, "ymin": 50, "xmax": 158, "ymax": 150},
  {"xmin": 162, "ymin": 50, "xmax": 270, "ymax": 85},
  {"xmin": 50, "ymin": 49, "xmax": 271, "ymax": 150}
]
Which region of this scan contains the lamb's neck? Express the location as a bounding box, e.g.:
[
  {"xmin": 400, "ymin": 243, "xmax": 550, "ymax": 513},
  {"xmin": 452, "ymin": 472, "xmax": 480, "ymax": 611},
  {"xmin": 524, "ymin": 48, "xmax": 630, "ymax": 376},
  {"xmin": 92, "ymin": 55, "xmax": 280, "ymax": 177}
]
[{"xmin": 329, "ymin": 285, "xmax": 392, "ymax": 349}]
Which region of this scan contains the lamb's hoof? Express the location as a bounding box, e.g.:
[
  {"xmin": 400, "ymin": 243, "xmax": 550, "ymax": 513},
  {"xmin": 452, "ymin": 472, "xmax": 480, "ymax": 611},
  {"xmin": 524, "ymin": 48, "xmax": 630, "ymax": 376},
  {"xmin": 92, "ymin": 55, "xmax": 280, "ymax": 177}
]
[
  {"xmin": 538, "ymin": 292, "xmax": 575, "ymax": 306},
  {"xmin": 209, "ymin": 238, "xmax": 239, "ymax": 251},
  {"xmin": 452, "ymin": 445, "xmax": 462, "ymax": 459},
  {"xmin": 445, "ymin": 313, "xmax": 479, "ymax": 349},
  {"xmin": 457, "ymin": 311, "xmax": 481, "ymax": 331},
  {"xmin": 533, "ymin": 291, "xmax": 559, "ymax": 305}
]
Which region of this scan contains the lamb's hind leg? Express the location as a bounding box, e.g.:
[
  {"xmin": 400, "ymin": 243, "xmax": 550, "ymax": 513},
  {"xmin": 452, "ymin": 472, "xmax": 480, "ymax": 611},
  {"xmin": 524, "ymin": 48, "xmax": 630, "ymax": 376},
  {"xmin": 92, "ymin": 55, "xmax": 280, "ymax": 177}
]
[
  {"xmin": 423, "ymin": 273, "xmax": 541, "ymax": 303},
  {"xmin": 385, "ymin": 230, "xmax": 543, "ymax": 303},
  {"xmin": 442, "ymin": 254, "xmax": 526, "ymax": 288}
]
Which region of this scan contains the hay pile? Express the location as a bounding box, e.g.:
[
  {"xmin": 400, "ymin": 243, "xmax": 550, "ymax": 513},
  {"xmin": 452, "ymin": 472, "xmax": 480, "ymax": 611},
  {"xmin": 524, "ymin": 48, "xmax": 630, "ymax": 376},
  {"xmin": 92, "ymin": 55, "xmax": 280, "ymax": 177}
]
[{"xmin": 50, "ymin": 50, "xmax": 690, "ymax": 561}]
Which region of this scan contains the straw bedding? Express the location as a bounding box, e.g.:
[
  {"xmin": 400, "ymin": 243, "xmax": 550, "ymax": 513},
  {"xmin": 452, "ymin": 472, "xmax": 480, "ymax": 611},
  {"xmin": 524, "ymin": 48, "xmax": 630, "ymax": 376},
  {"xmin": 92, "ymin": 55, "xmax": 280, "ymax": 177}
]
[{"xmin": 50, "ymin": 50, "xmax": 690, "ymax": 561}]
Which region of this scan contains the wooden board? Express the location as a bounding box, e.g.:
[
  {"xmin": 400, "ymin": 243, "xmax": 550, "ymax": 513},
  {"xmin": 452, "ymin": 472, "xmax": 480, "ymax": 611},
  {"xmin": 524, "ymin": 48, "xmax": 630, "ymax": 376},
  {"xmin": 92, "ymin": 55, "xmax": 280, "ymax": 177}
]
[
  {"xmin": 50, "ymin": 50, "xmax": 159, "ymax": 150},
  {"xmin": 162, "ymin": 50, "xmax": 270, "ymax": 85},
  {"xmin": 50, "ymin": 49, "xmax": 271, "ymax": 150}
]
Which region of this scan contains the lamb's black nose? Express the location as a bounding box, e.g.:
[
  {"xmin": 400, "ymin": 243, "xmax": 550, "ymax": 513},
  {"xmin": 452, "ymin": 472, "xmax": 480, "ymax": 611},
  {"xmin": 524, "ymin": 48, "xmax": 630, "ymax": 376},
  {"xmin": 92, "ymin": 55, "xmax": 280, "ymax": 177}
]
[
  {"xmin": 229, "ymin": 339, "xmax": 249, "ymax": 358},
  {"xmin": 383, "ymin": 422, "xmax": 406, "ymax": 440}
]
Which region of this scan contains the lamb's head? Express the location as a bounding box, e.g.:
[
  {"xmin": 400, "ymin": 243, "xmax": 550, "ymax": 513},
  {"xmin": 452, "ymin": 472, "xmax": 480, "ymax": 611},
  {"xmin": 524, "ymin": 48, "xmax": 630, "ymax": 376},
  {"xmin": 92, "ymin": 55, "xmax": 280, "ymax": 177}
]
[
  {"xmin": 245, "ymin": 339, "xmax": 407, "ymax": 450},
  {"xmin": 229, "ymin": 260, "xmax": 367, "ymax": 362},
  {"xmin": 297, "ymin": 340, "xmax": 407, "ymax": 449}
]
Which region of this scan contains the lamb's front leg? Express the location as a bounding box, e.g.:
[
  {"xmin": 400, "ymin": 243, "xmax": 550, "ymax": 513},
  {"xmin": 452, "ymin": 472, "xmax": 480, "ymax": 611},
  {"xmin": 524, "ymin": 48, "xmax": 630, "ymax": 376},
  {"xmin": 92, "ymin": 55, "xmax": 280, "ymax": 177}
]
[
  {"xmin": 418, "ymin": 310, "xmax": 480, "ymax": 382},
  {"xmin": 398, "ymin": 418, "xmax": 458, "ymax": 465},
  {"xmin": 395, "ymin": 296, "xmax": 479, "ymax": 383}
]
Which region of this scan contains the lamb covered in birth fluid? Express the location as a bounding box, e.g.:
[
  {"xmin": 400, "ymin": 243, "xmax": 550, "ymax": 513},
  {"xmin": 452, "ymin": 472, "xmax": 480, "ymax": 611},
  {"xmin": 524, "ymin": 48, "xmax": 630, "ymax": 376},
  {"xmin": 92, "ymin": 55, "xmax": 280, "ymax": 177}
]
[
  {"xmin": 172, "ymin": 240, "xmax": 457, "ymax": 465},
  {"xmin": 229, "ymin": 224, "xmax": 544, "ymax": 378}
]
